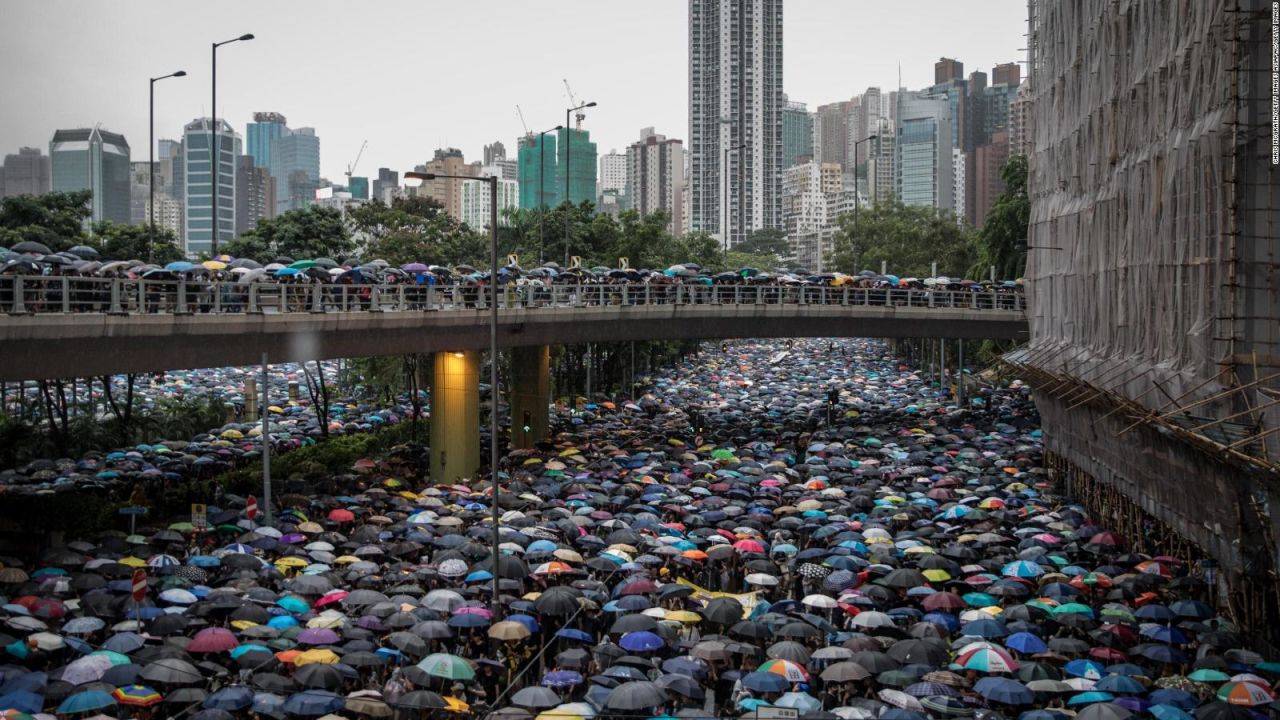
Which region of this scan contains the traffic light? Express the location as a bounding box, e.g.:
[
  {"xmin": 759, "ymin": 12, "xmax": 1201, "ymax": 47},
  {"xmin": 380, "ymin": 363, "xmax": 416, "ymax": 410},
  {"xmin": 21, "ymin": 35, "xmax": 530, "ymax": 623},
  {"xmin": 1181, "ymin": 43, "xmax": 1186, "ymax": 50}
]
[{"xmin": 521, "ymin": 410, "xmax": 533, "ymax": 435}]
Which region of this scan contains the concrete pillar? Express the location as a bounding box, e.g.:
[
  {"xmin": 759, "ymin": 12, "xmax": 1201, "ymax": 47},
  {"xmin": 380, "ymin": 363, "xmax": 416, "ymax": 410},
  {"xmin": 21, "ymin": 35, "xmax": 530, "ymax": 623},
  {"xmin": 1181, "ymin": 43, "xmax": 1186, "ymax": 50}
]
[
  {"xmin": 287, "ymin": 381, "xmax": 300, "ymax": 402},
  {"xmin": 510, "ymin": 345, "xmax": 550, "ymax": 449},
  {"xmin": 430, "ymin": 351, "xmax": 480, "ymax": 484},
  {"xmin": 244, "ymin": 379, "xmax": 259, "ymax": 421}
]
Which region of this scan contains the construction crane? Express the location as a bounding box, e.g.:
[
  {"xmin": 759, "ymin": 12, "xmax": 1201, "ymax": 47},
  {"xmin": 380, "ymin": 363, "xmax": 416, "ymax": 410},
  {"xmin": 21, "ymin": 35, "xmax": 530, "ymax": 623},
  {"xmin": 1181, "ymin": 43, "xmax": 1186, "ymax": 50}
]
[
  {"xmin": 516, "ymin": 105, "xmax": 531, "ymax": 137},
  {"xmin": 563, "ymin": 79, "xmax": 588, "ymax": 129},
  {"xmin": 345, "ymin": 140, "xmax": 367, "ymax": 180}
]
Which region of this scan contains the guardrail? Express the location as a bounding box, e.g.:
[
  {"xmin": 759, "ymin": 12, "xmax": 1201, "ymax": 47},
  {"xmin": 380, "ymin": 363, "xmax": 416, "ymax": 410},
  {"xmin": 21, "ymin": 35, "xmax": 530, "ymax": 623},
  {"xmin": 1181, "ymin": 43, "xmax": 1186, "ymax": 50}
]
[{"xmin": 0, "ymin": 276, "xmax": 1027, "ymax": 315}]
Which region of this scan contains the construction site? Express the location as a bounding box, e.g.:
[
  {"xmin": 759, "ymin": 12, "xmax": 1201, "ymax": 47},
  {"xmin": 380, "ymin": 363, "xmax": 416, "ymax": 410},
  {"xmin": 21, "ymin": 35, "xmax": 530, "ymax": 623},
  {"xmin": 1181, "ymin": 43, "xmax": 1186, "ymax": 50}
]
[{"xmin": 1012, "ymin": 0, "xmax": 1280, "ymax": 643}]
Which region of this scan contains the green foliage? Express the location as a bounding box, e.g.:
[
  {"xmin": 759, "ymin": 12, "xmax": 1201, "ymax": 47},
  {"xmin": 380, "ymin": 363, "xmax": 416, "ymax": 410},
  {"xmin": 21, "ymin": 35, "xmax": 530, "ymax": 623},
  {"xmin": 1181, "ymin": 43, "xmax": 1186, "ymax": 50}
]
[
  {"xmin": 220, "ymin": 206, "xmax": 354, "ymax": 262},
  {"xmin": 0, "ymin": 191, "xmax": 92, "ymax": 251},
  {"xmin": 350, "ymin": 197, "xmax": 485, "ymax": 267},
  {"xmin": 971, "ymin": 155, "xmax": 1030, "ymax": 280},
  {"xmin": 736, "ymin": 228, "xmax": 790, "ymax": 258},
  {"xmin": 830, "ymin": 198, "xmax": 978, "ymax": 278},
  {"xmin": 92, "ymin": 221, "xmax": 185, "ymax": 264}
]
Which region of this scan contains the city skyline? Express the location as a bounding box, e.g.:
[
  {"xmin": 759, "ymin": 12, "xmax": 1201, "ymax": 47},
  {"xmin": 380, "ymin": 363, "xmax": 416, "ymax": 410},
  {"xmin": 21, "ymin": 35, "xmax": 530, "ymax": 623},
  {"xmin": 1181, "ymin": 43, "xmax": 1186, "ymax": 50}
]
[{"xmin": 0, "ymin": 1, "xmax": 1026, "ymax": 187}]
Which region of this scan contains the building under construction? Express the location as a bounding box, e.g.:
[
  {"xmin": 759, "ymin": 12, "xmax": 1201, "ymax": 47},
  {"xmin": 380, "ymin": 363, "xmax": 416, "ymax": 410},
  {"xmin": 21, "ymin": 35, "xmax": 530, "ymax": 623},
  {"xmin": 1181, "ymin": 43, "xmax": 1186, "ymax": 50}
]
[{"xmin": 1011, "ymin": 0, "xmax": 1279, "ymax": 639}]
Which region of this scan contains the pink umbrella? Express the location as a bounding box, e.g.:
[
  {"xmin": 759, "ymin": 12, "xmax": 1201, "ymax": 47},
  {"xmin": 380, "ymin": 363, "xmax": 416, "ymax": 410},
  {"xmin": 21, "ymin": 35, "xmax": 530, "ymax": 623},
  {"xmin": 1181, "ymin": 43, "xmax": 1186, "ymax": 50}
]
[
  {"xmin": 454, "ymin": 606, "xmax": 493, "ymax": 618},
  {"xmin": 186, "ymin": 627, "xmax": 238, "ymax": 653}
]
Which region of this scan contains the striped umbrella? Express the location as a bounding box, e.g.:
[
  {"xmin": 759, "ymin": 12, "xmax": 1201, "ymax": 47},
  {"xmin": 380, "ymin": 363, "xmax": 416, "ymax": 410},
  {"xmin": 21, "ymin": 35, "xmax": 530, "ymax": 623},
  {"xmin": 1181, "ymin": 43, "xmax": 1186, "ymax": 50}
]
[
  {"xmin": 956, "ymin": 645, "xmax": 1019, "ymax": 674},
  {"xmin": 1216, "ymin": 681, "xmax": 1276, "ymax": 706},
  {"xmin": 758, "ymin": 659, "xmax": 810, "ymax": 683}
]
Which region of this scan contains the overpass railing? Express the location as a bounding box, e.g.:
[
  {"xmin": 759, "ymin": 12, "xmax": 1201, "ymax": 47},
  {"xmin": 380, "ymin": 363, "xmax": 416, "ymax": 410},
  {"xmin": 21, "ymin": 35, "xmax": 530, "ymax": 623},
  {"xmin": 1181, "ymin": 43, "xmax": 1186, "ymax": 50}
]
[{"xmin": 0, "ymin": 276, "xmax": 1027, "ymax": 316}]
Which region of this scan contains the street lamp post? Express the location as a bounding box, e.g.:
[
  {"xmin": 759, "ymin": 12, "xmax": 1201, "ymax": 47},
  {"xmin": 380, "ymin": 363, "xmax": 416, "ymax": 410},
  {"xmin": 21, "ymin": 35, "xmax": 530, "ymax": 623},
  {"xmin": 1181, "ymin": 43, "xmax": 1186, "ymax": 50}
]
[
  {"xmin": 536, "ymin": 125, "xmax": 563, "ymax": 264},
  {"xmin": 210, "ymin": 33, "xmax": 254, "ymax": 257},
  {"xmin": 851, "ymin": 135, "xmax": 879, "ymax": 268},
  {"xmin": 406, "ymin": 170, "xmax": 502, "ymax": 615},
  {"xmin": 722, "ymin": 144, "xmax": 745, "ymax": 260},
  {"xmin": 149, "ymin": 70, "xmax": 186, "ymax": 262},
  {"xmin": 562, "ymin": 101, "xmax": 596, "ymax": 265}
]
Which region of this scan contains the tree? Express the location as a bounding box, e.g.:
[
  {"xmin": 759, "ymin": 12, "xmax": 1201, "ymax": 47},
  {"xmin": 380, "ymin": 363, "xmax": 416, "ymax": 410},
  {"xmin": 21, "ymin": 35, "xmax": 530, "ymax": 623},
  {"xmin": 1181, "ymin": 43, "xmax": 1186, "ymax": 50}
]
[
  {"xmin": 349, "ymin": 197, "xmax": 485, "ymax": 267},
  {"xmin": 830, "ymin": 199, "xmax": 977, "ymax": 278},
  {"xmin": 0, "ymin": 191, "xmax": 92, "ymax": 251},
  {"xmin": 221, "ymin": 206, "xmax": 354, "ymax": 262},
  {"xmin": 972, "ymin": 155, "xmax": 1030, "ymax": 280},
  {"xmin": 736, "ymin": 228, "xmax": 790, "ymax": 258},
  {"xmin": 93, "ymin": 221, "xmax": 185, "ymax": 264}
]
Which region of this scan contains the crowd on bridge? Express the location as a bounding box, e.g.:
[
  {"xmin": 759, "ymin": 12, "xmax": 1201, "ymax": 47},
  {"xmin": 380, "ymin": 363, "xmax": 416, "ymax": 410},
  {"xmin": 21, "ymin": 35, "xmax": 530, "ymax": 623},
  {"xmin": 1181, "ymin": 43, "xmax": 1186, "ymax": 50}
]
[
  {"xmin": 0, "ymin": 338, "xmax": 1270, "ymax": 720},
  {"xmin": 0, "ymin": 241, "xmax": 1025, "ymax": 314}
]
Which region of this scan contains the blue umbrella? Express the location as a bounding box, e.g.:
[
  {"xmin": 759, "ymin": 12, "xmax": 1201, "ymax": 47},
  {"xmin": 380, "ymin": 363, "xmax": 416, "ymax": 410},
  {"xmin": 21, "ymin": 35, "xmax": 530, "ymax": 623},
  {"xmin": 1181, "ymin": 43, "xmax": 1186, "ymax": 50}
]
[
  {"xmin": 741, "ymin": 671, "xmax": 789, "ymax": 693},
  {"xmin": 964, "ymin": 618, "xmax": 1009, "ymax": 638},
  {"xmin": 507, "ymin": 614, "xmax": 540, "ymax": 633},
  {"xmin": 1139, "ymin": 645, "xmax": 1186, "ymax": 664},
  {"xmin": 1066, "ymin": 692, "xmax": 1115, "ymax": 706},
  {"xmin": 204, "ymin": 686, "xmax": 254, "ymax": 711},
  {"xmin": 1019, "ymin": 711, "xmax": 1070, "ymax": 720},
  {"xmin": 975, "ymin": 677, "xmax": 1034, "ymax": 705},
  {"xmin": 542, "ymin": 670, "xmax": 584, "ymax": 688},
  {"xmin": 1006, "ymin": 632, "xmax": 1047, "ymax": 654},
  {"xmin": 1135, "ymin": 605, "xmax": 1175, "ymax": 622},
  {"xmin": 619, "ymin": 631, "xmax": 664, "ymax": 652},
  {"xmin": 1064, "ymin": 659, "xmax": 1105, "ymax": 680},
  {"xmin": 1141, "ymin": 625, "xmax": 1187, "ymax": 644},
  {"xmin": 556, "ymin": 628, "xmax": 593, "ymax": 643},
  {"xmin": 776, "ymin": 692, "xmax": 822, "ymax": 712},
  {"xmin": 281, "ymin": 690, "xmax": 344, "ymax": 716},
  {"xmin": 252, "ymin": 693, "xmax": 286, "ymax": 716},
  {"xmin": 446, "ymin": 613, "xmax": 489, "ymax": 628},
  {"xmin": 1148, "ymin": 689, "xmax": 1198, "ymax": 709},
  {"xmin": 165, "ymin": 261, "xmax": 195, "ymax": 272},
  {"xmin": 57, "ymin": 690, "xmax": 117, "ymax": 714},
  {"xmin": 1094, "ymin": 675, "xmax": 1144, "ymax": 694},
  {"xmin": 1150, "ymin": 704, "xmax": 1195, "ymax": 720},
  {"xmin": 0, "ymin": 689, "xmax": 44, "ymax": 713}
]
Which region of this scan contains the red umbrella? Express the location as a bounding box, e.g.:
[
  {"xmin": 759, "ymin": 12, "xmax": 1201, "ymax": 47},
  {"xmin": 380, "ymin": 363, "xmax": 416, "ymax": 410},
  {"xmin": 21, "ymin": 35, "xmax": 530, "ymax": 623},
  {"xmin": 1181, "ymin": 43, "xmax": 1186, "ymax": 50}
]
[
  {"xmin": 921, "ymin": 592, "xmax": 967, "ymax": 612},
  {"xmin": 1088, "ymin": 646, "xmax": 1129, "ymax": 662},
  {"xmin": 187, "ymin": 626, "xmax": 238, "ymax": 653},
  {"xmin": 13, "ymin": 595, "xmax": 67, "ymax": 619},
  {"xmin": 1089, "ymin": 532, "xmax": 1122, "ymax": 546},
  {"xmin": 733, "ymin": 540, "xmax": 765, "ymax": 553},
  {"xmin": 328, "ymin": 509, "xmax": 355, "ymax": 523}
]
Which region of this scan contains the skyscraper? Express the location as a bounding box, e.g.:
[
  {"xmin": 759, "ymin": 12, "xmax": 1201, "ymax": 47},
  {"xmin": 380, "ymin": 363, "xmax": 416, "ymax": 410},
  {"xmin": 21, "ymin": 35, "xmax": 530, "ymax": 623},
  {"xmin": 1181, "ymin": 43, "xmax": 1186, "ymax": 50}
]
[
  {"xmin": 371, "ymin": 168, "xmax": 399, "ymax": 204},
  {"xmin": 1, "ymin": 147, "xmax": 52, "ymax": 199},
  {"xmin": 625, "ymin": 127, "xmax": 685, "ymax": 236},
  {"xmin": 483, "ymin": 141, "xmax": 507, "ymax": 166},
  {"xmin": 598, "ymin": 150, "xmax": 626, "ymax": 200},
  {"xmin": 781, "ymin": 97, "xmax": 814, "ymax": 169},
  {"xmin": 813, "ymin": 101, "xmax": 852, "ymax": 171},
  {"xmin": 895, "ymin": 92, "xmax": 954, "ymax": 211},
  {"xmin": 460, "ymin": 169, "xmax": 519, "ymax": 231},
  {"xmin": 235, "ymin": 155, "xmax": 276, "ymax": 235},
  {"xmin": 517, "ymin": 133, "xmax": 557, "ymax": 210},
  {"xmin": 181, "ymin": 117, "xmax": 240, "ymax": 255},
  {"xmin": 130, "ymin": 161, "xmax": 153, "ymax": 225},
  {"xmin": 49, "ymin": 127, "xmax": 131, "ymax": 224},
  {"xmin": 419, "ymin": 148, "xmax": 475, "ymax": 221},
  {"xmin": 855, "ymin": 88, "xmax": 883, "ymax": 168},
  {"xmin": 347, "ymin": 177, "xmax": 369, "ymax": 201},
  {"xmin": 867, "ymin": 124, "xmax": 896, "ymax": 205},
  {"xmin": 556, "ymin": 127, "xmax": 596, "ymax": 206},
  {"xmin": 271, "ymin": 127, "xmax": 320, "ymax": 214},
  {"xmin": 246, "ymin": 112, "xmax": 287, "ymax": 169},
  {"xmin": 935, "ymin": 57, "xmax": 964, "ymax": 84},
  {"xmin": 688, "ymin": 0, "xmax": 784, "ymax": 247}
]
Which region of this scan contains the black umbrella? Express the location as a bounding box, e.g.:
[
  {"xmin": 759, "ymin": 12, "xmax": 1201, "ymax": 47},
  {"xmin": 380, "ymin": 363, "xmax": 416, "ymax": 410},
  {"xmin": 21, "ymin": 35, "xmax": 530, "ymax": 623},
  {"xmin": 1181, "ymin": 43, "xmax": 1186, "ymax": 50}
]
[
  {"xmin": 139, "ymin": 658, "xmax": 202, "ymax": 685},
  {"xmin": 702, "ymin": 597, "xmax": 744, "ymax": 625},
  {"xmin": 395, "ymin": 691, "xmax": 446, "ymax": 710},
  {"xmin": 604, "ymin": 680, "xmax": 667, "ymax": 710},
  {"xmin": 511, "ymin": 686, "xmax": 561, "ymax": 709}
]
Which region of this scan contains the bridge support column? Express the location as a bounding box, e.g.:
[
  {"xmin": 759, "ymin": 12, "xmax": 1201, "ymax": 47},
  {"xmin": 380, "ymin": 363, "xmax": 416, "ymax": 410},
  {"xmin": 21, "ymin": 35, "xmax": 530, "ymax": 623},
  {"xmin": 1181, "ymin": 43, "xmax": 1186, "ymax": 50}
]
[
  {"xmin": 510, "ymin": 345, "xmax": 550, "ymax": 449},
  {"xmin": 430, "ymin": 351, "xmax": 480, "ymax": 484}
]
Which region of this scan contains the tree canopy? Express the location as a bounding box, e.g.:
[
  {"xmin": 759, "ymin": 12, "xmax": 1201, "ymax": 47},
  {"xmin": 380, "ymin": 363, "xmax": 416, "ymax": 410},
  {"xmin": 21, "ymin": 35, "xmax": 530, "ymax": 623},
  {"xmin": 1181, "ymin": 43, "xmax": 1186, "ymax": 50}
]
[
  {"xmin": 830, "ymin": 198, "xmax": 977, "ymax": 278},
  {"xmin": 971, "ymin": 155, "xmax": 1029, "ymax": 280},
  {"xmin": 94, "ymin": 222, "xmax": 185, "ymax": 264},
  {"xmin": 220, "ymin": 206, "xmax": 354, "ymax": 263},
  {"xmin": 0, "ymin": 191, "xmax": 92, "ymax": 252}
]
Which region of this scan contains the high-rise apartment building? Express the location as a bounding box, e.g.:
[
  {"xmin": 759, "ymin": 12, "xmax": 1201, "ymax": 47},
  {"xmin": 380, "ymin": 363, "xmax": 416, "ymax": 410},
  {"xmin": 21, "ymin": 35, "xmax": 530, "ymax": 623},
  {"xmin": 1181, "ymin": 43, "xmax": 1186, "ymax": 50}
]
[
  {"xmin": 272, "ymin": 127, "xmax": 320, "ymax": 214},
  {"xmin": 129, "ymin": 161, "xmax": 153, "ymax": 225},
  {"xmin": 460, "ymin": 168, "xmax": 519, "ymax": 232},
  {"xmin": 371, "ymin": 168, "xmax": 399, "ymax": 204},
  {"xmin": 867, "ymin": 125, "xmax": 896, "ymax": 205},
  {"xmin": 517, "ymin": 133, "xmax": 557, "ymax": 210},
  {"xmin": 935, "ymin": 57, "xmax": 964, "ymax": 84},
  {"xmin": 483, "ymin": 141, "xmax": 507, "ymax": 167},
  {"xmin": 992, "ymin": 62, "xmax": 1020, "ymax": 87},
  {"xmin": 1009, "ymin": 82, "xmax": 1032, "ymax": 157},
  {"xmin": 181, "ymin": 117, "xmax": 240, "ymax": 255},
  {"xmin": 895, "ymin": 92, "xmax": 953, "ymax": 211},
  {"xmin": 146, "ymin": 196, "xmax": 183, "ymax": 237},
  {"xmin": 952, "ymin": 148, "xmax": 966, "ymax": 223},
  {"xmin": 854, "ymin": 88, "xmax": 883, "ymax": 168},
  {"xmin": 235, "ymin": 155, "xmax": 276, "ymax": 235},
  {"xmin": 781, "ymin": 97, "xmax": 814, "ymax": 169},
  {"xmin": 972, "ymin": 130, "xmax": 1010, "ymax": 228},
  {"xmin": 783, "ymin": 160, "xmax": 843, "ymax": 270},
  {"xmin": 688, "ymin": 0, "xmax": 784, "ymax": 247},
  {"xmin": 814, "ymin": 101, "xmax": 853, "ymax": 169},
  {"xmin": 1, "ymin": 147, "xmax": 52, "ymax": 199},
  {"xmin": 625, "ymin": 128, "xmax": 685, "ymax": 236},
  {"xmin": 598, "ymin": 150, "xmax": 626, "ymax": 200},
  {"xmin": 418, "ymin": 148, "xmax": 475, "ymax": 221},
  {"xmin": 556, "ymin": 127, "xmax": 597, "ymax": 207},
  {"xmin": 50, "ymin": 127, "xmax": 132, "ymax": 224}
]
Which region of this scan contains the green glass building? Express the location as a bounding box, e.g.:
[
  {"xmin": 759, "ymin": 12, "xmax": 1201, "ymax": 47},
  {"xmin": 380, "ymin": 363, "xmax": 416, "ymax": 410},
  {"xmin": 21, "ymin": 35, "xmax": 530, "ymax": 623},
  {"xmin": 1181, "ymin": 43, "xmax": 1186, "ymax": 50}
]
[
  {"xmin": 517, "ymin": 133, "xmax": 558, "ymax": 210},
  {"xmin": 555, "ymin": 127, "xmax": 596, "ymax": 207}
]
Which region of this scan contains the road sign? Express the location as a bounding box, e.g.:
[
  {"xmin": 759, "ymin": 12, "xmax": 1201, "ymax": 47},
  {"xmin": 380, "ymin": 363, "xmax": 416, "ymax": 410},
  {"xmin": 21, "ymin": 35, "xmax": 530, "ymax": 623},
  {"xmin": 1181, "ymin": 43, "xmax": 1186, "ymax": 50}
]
[
  {"xmin": 245, "ymin": 495, "xmax": 258, "ymax": 521},
  {"xmin": 191, "ymin": 503, "xmax": 208, "ymax": 530},
  {"xmin": 118, "ymin": 507, "xmax": 148, "ymax": 515},
  {"xmin": 754, "ymin": 709, "xmax": 798, "ymax": 720},
  {"xmin": 131, "ymin": 569, "xmax": 147, "ymax": 602}
]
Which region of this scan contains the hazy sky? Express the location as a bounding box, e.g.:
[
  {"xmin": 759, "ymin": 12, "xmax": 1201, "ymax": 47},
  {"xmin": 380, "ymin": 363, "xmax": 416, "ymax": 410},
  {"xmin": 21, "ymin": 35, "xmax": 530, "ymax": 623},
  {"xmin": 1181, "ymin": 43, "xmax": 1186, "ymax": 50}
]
[{"xmin": 1, "ymin": 1, "xmax": 1026, "ymax": 182}]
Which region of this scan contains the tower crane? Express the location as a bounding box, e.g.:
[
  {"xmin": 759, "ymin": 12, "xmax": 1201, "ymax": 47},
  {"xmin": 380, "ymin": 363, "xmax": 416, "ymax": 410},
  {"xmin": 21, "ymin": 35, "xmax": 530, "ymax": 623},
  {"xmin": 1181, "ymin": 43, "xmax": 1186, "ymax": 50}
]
[
  {"xmin": 345, "ymin": 140, "xmax": 368, "ymax": 180},
  {"xmin": 563, "ymin": 79, "xmax": 588, "ymax": 129}
]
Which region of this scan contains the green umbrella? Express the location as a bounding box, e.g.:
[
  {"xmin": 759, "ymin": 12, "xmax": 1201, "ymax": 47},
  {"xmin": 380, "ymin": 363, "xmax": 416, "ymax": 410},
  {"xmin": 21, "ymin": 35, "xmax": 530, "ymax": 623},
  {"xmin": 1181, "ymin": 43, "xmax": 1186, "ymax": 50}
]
[
  {"xmin": 416, "ymin": 653, "xmax": 475, "ymax": 680},
  {"xmin": 290, "ymin": 260, "xmax": 318, "ymax": 269}
]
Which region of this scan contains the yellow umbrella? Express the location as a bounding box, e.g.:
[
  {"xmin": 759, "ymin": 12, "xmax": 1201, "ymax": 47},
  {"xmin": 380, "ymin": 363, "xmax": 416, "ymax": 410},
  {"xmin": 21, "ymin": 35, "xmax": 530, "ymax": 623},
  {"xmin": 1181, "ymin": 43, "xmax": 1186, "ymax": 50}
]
[
  {"xmin": 275, "ymin": 557, "xmax": 307, "ymax": 569},
  {"xmin": 522, "ymin": 457, "xmax": 544, "ymax": 466},
  {"xmin": 268, "ymin": 405, "xmax": 284, "ymax": 414},
  {"xmin": 904, "ymin": 546, "xmax": 935, "ymax": 555},
  {"xmin": 666, "ymin": 610, "xmax": 702, "ymax": 624},
  {"xmin": 306, "ymin": 615, "xmax": 346, "ymax": 629},
  {"xmin": 536, "ymin": 712, "xmax": 583, "ymax": 720},
  {"xmin": 220, "ymin": 429, "xmax": 244, "ymax": 440},
  {"xmin": 119, "ymin": 556, "xmax": 146, "ymax": 568},
  {"xmin": 334, "ymin": 555, "xmax": 360, "ymax": 565},
  {"xmin": 294, "ymin": 649, "xmax": 340, "ymax": 666},
  {"xmin": 558, "ymin": 448, "xmax": 581, "ymax": 457},
  {"xmin": 443, "ymin": 697, "xmax": 469, "ymax": 713},
  {"xmin": 923, "ymin": 569, "xmax": 952, "ymax": 582},
  {"xmin": 202, "ymin": 260, "xmax": 228, "ymax": 270},
  {"xmin": 168, "ymin": 522, "xmax": 195, "ymax": 532},
  {"xmin": 231, "ymin": 619, "xmax": 260, "ymax": 631}
]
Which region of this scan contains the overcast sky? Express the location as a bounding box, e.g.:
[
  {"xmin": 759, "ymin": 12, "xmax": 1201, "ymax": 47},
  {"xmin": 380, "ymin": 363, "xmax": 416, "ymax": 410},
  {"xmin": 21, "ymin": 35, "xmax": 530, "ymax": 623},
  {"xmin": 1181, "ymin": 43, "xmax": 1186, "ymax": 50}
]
[{"xmin": 1, "ymin": 1, "xmax": 1026, "ymax": 182}]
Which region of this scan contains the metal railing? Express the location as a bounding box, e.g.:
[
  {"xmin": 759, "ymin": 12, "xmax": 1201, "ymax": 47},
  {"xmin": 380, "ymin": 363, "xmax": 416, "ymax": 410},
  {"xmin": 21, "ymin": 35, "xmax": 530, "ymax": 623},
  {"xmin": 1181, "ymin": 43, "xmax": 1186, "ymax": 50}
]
[{"xmin": 0, "ymin": 276, "xmax": 1028, "ymax": 316}]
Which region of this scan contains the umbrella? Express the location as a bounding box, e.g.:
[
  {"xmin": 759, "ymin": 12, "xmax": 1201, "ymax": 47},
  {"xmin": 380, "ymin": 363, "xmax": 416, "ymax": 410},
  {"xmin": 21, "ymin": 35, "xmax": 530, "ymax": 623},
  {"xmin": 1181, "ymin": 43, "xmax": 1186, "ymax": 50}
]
[{"xmin": 604, "ymin": 681, "xmax": 666, "ymax": 710}]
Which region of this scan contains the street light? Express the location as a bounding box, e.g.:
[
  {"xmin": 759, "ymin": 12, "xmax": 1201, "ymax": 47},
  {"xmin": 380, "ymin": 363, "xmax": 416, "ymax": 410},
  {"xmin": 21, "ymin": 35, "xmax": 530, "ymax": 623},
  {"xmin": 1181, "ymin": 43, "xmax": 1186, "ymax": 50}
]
[
  {"xmin": 535, "ymin": 125, "xmax": 563, "ymax": 263},
  {"xmin": 149, "ymin": 70, "xmax": 186, "ymax": 262},
  {"xmin": 210, "ymin": 32, "xmax": 254, "ymax": 257},
  {"xmin": 851, "ymin": 135, "xmax": 879, "ymax": 269},
  {"xmin": 562, "ymin": 101, "xmax": 596, "ymax": 264},
  {"xmin": 722, "ymin": 143, "xmax": 745, "ymax": 260},
  {"xmin": 405, "ymin": 169, "xmax": 503, "ymax": 615}
]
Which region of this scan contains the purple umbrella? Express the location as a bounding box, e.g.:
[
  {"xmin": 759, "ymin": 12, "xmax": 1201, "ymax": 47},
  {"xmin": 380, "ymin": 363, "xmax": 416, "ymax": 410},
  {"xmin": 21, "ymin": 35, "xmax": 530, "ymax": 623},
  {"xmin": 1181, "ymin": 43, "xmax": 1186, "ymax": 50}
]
[
  {"xmin": 297, "ymin": 628, "xmax": 341, "ymax": 645},
  {"xmin": 279, "ymin": 533, "xmax": 307, "ymax": 544}
]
